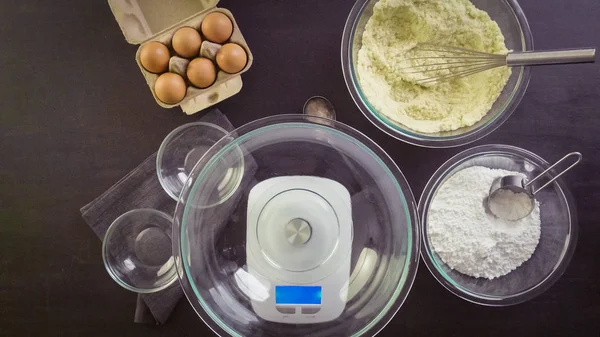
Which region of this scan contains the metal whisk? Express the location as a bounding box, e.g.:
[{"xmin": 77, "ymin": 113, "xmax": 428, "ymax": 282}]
[{"xmin": 404, "ymin": 43, "xmax": 596, "ymax": 85}]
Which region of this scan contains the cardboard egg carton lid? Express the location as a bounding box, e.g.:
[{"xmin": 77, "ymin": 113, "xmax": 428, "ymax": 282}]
[{"xmin": 108, "ymin": 0, "xmax": 219, "ymax": 45}]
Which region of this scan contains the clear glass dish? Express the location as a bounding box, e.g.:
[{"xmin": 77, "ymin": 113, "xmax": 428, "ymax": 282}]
[
  {"xmin": 102, "ymin": 209, "xmax": 177, "ymax": 293},
  {"xmin": 418, "ymin": 145, "xmax": 578, "ymax": 305},
  {"xmin": 157, "ymin": 122, "xmax": 243, "ymax": 201},
  {"xmin": 341, "ymin": 0, "xmax": 534, "ymax": 148},
  {"xmin": 172, "ymin": 115, "xmax": 420, "ymax": 336}
]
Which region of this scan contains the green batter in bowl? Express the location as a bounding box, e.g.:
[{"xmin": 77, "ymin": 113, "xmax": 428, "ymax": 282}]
[{"xmin": 342, "ymin": 0, "xmax": 533, "ymax": 148}]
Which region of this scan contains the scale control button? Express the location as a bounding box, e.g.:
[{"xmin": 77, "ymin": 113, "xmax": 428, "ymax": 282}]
[
  {"xmin": 301, "ymin": 307, "xmax": 321, "ymax": 314},
  {"xmin": 276, "ymin": 306, "xmax": 296, "ymax": 314}
]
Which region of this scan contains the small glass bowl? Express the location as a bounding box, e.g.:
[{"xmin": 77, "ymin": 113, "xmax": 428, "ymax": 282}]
[
  {"xmin": 418, "ymin": 145, "xmax": 578, "ymax": 305},
  {"xmin": 157, "ymin": 122, "xmax": 244, "ymax": 201},
  {"xmin": 102, "ymin": 209, "xmax": 177, "ymax": 293},
  {"xmin": 341, "ymin": 0, "xmax": 534, "ymax": 147}
]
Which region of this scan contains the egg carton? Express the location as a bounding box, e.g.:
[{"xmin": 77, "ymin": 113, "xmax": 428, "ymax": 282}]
[{"xmin": 108, "ymin": 0, "xmax": 253, "ymax": 115}]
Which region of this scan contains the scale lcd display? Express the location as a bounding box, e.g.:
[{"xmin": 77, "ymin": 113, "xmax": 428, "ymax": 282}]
[{"xmin": 275, "ymin": 286, "xmax": 322, "ymax": 305}]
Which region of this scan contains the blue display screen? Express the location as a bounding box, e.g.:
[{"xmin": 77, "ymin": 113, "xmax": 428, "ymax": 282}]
[{"xmin": 275, "ymin": 286, "xmax": 322, "ymax": 305}]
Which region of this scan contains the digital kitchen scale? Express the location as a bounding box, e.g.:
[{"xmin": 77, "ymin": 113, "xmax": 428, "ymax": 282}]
[{"xmin": 246, "ymin": 176, "xmax": 352, "ymax": 324}]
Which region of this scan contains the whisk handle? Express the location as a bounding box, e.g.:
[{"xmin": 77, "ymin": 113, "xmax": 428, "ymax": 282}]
[{"xmin": 507, "ymin": 48, "xmax": 596, "ymax": 66}]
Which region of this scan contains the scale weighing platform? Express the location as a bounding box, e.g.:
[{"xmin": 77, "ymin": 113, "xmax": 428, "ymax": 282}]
[{"xmin": 246, "ymin": 176, "xmax": 353, "ymax": 323}]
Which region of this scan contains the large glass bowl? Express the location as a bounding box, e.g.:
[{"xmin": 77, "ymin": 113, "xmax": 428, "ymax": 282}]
[
  {"xmin": 341, "ymin": 0, "xmax": 534, "ymax": 148},
  {"xmin": 172, "ymin": 115, "xmax": 420, "ymax": 336},
  {"xmin": 418, "ymin": 145, "xmax": 578, "ymax": 305}
]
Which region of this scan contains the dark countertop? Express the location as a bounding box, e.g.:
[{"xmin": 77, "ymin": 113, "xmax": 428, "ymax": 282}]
[{"xmin": 1, "ymin": 0, "xmax": 598, "ymax": 336}]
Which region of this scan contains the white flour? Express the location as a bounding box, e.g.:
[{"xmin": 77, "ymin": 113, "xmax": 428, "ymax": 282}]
[{"xmin": 428, "ymin": 166, "xmax": 541, "ymax": 279}]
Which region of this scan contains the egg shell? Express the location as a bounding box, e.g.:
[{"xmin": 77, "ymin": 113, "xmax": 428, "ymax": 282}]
[
  {"xmin": 187, "ymin": 58, "xmax": 217, "ymax": 89},
  {"xmin": 216, "ymin": 43, "xmax": 247, "ymax": 74},
  {"xmin": 154, "ymin": 73, "xmax": 187, "ymax": 104},
  {"xmin": 201, "ymin": 12, "xmax": 233, "ymax": 44},
  {"xmin": 139, "ymin": 41, "xmax": 170, "ymax": 73},
  {"xmin": 172, "ymin": 27, "xmax": 202, "ymax": 58}
]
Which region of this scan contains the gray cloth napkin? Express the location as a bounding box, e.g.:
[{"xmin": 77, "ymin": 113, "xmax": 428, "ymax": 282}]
[{"xmin": 80, "ymin": 109, "xmax": 235, "ymax": 324}]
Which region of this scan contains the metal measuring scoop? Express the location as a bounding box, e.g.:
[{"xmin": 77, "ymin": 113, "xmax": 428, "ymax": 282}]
[
  {"xmin": 488, "ymin": 152, "xmax": 582, "ymax": 221},
  {"xmin": 303, "ymin": 96, "xmax": 336, "ymax": 121}
]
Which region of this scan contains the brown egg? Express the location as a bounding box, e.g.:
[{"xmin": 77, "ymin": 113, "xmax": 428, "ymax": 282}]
[
  {"xmin": 172, "ymin": 27, "xmax": 202, "ymax": 58},
  {"xmin": 216, "ymin": 43, "xmax": 247, "ymax": 74},
  {"xmin": 187, "ymin": 58, "xmax": 217, "ymax": 88},
  {"xmin": 139, "ymin": 41, "xmax": 170, "ymax": 73},
  {"xmin": 154, "ymin": 73, "xmax": 187, "ymax": 104},
  {"xmin": 201, "ymin": 12, "xmax": 233, "ymax": 43}
]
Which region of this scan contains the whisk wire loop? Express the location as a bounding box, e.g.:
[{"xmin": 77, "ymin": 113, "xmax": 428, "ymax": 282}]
[{"xmin": 402, "ymin": 43, "xmax": 595, "ymax": 85}]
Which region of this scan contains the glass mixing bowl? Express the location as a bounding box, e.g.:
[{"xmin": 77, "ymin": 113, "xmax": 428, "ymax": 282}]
[
  {"xmin": 172, "ymin": 115, "xmax": 420, "ymax": 336},
  {"xmin": 418, "ymin": 145, "xmax": 578, "ymax": 305},
  {"xmin": 341, "ymin": 0, "xmax": 534, "ymax": 148}
]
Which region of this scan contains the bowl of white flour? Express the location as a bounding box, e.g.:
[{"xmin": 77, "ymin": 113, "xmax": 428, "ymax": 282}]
[
  {"xmin": 418, "ymin": 145, "xmax": 578, "ymax": 305},
  {"xmin": 342, "ymin": 0, "xmax": 533, "ymax": 147}
]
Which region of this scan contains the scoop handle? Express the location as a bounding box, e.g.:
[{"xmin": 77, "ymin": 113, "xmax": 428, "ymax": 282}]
[
  {"xmin": 525, "ymin": 152, "xmax": 582, "ymax": 195},
  {"xmin": 507, "ymin": 48, "xmax": 596, "ymax": 66}
]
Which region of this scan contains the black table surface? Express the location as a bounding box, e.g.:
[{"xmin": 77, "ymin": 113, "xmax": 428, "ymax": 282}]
[{"xmin": 1, "ymin": 0, "xmax": 599, "ymax": 336}]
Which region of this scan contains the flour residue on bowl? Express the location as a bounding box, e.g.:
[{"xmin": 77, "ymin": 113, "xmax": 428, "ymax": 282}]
[
  {"xmin": 357, "ymin": 0, "xmax": 511, "ymax": 133},
  {"xmin": 428, "ymin": 166, "xmax": 541, "ymax": 279}
]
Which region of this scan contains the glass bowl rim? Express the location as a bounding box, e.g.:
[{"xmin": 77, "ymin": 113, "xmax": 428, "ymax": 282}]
[
  {"xmin": 417, "ymin": 144, "xmax": 579, "ymax": 306},
  {"xmin": 341, "ymin": 0, "xmax": 534, "ymax": 148}
]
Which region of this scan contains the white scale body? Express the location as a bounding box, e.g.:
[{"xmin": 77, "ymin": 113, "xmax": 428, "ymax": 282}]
[{"xmin": 246, "ymin": 176, "xmax": 352, "ymax": 324}]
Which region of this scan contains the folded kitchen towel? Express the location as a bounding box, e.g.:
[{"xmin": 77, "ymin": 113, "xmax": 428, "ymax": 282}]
[{"xmin": 80, "ymin": 108, "xmax": 235, "ymax": 324}]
